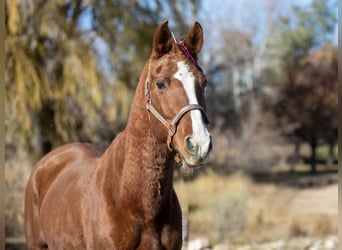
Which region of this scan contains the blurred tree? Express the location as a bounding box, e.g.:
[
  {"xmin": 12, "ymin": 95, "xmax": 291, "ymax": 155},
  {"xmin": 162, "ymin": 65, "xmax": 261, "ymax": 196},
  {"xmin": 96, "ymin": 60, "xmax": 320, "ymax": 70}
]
[
  {"xmin": 5, "ymin": 0, "xmax": 200, "ymax": 159},
  {"xmin": 268, "ymin": 0, "xmax": 337, "ymax": 63},
  {"xmin": 199, "ymin": 1, "xmax": 289, "ymax": 171},
  {"xmin": 201, "ymin": 1, "xmax": 290, "ymax": 131},
  {"xmin": 268, "ymin": 0, "xmax": 337, "ymax": 172},
  {"xmin": 205, "ymin": 29, "xmax": 253, "ymax": 131},
  {"xmin": 276, "ymin": 45, "xmax": 337, "ymax": 173},
  {"xmin": 6, "ymin": 0, "xmax": 107, "ymax": 159},
  {"xmin": 199, "ymin": 0, "xmax": 337, "ymax": 172}
]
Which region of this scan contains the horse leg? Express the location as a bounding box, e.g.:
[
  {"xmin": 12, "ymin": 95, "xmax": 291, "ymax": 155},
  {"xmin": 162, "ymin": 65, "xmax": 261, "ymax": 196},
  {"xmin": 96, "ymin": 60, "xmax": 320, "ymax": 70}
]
[
  {"xmin": 160, "ymin": 191, "xmax": 182, "ymax": 250},
  {"xmin": 137, "ymin": 232, "xmax": 161, "ymax": 250},
  {"xmin": 24, "ymin": 179, "xmax": 48, "ymax": 250}
]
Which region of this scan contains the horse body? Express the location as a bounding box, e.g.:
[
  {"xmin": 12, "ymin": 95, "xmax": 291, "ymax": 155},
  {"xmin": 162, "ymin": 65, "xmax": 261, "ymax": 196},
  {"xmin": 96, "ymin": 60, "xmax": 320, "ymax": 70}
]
[
  {"xmin": 25, "ymin": 89, "xmax": 182, "ymax": 249},
  {"xmin": 25, "ymin": 20, "xmax": 210, "ymax": 250}
]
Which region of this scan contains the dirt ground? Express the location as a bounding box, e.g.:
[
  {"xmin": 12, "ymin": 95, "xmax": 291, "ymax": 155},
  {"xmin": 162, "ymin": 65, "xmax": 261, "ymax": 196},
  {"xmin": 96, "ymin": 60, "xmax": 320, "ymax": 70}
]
[{"xmin": 289, "ymin": 184, "xmax": 338, "ymax": 215}]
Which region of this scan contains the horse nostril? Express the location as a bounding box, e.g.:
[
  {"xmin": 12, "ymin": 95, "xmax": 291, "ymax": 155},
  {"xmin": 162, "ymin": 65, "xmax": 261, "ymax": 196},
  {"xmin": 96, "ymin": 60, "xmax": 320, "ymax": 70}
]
[
  {"xmin": 184, "ymin": 136, "xmax": 198, "ymax": 155},
  {"xmin": 209, "ymin": 136, "xmax": 213, "ymax": 153}
]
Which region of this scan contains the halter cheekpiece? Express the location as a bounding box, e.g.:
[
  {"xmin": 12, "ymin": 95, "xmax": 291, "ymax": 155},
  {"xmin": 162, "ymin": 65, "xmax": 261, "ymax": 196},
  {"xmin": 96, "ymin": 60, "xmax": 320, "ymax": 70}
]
[{"xmin": 144, "ymin": 33, "xmax": 209, "ymax": 154}]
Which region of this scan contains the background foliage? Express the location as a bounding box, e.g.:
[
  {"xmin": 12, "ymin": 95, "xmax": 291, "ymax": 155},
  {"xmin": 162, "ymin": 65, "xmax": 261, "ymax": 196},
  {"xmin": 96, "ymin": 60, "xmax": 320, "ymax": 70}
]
[
  {"xmin": 5, "ymin": 0, "xmax": 200, "ymax": 157},
  {"xmin": 5, "ymin": 0, "xmax": 337, "ymax": 243}
]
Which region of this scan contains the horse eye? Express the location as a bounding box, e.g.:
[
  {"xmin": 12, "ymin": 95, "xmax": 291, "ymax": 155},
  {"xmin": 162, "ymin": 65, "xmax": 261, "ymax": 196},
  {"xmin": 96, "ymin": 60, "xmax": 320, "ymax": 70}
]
[{"xmin": 156, "ymin": 80, "xmax": 167, "ymax": 90}]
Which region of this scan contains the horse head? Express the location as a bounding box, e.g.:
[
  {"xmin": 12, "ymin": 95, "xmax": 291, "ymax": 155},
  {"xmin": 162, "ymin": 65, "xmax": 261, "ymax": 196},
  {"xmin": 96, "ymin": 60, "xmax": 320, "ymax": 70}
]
[{"xmin": 144, "ymin": 20, "xmax": 212, "ymax": 168}]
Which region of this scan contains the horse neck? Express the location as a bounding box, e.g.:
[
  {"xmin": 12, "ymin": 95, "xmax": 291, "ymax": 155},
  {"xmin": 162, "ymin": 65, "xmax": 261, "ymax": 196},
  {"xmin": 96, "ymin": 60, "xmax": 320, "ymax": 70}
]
[{"xmin": 97, "ymin": 60, "xmax": 176, "ymax": 210}]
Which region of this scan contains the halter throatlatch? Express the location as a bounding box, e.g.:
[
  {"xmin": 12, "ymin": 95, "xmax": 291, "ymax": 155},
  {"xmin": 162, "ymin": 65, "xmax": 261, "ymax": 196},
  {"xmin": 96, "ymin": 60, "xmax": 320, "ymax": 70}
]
[{"xmin": 144, "ymin": 35, "xmax": 209, "ymax": 155}]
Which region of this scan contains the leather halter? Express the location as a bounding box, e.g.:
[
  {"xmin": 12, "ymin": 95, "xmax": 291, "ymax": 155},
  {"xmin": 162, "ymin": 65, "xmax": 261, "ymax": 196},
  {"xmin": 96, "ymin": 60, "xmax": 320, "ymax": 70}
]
[{"xmin": 144, "ymin": 61, "xmax": 209, "ymax": 152}]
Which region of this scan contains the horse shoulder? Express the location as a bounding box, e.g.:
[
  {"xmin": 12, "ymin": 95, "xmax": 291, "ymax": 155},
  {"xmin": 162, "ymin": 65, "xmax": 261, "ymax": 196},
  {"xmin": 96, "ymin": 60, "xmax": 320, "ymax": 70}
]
[
  {"xmin": 27, "ymin": 143, "xmax": 104, "ymax": 208},
  {"xmin": 24, "ymin": 143, "xmax": 104, "ymax": 247}
]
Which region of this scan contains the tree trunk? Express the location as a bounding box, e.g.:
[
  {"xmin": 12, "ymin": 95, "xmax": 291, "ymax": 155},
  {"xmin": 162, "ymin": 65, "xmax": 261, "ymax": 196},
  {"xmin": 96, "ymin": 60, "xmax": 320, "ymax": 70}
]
[
  {"xmin": 310, "ymin": 136, "xmax": 317, "ymax": 173},
  {"xmin": 326, "ymin": 143, "xmax": 335, "ymax": 166},
  {"xmin": 232, "ymin": 67, "xmax": 241, "ymax": 111},
  {"xmin": 291, "ymin": 141, "xmax": 300, "ymax": 171}
]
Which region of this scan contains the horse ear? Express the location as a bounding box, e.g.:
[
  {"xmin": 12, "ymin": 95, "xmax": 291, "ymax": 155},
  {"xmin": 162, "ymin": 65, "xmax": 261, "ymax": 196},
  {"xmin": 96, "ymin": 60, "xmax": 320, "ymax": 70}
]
[
  {"xmin": 184, "ymin": 22, "xmax": 203, "ymax": 57},
  {"xmin": 152, "ymin": 20, "xmax": 173, "ymax": 58}
]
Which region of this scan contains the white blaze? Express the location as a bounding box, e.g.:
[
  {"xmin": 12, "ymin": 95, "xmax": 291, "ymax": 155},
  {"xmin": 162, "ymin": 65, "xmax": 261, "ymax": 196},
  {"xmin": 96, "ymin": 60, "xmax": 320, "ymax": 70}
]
[{"xmin": 173, "ymin": 61, "xmax": 211, "ymax": 156}]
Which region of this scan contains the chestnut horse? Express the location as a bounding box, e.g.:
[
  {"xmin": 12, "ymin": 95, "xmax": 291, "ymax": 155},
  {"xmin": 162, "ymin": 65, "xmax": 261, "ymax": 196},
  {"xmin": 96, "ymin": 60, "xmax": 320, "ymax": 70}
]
[{"xmin": 24, "ymin": 20, "xmax": 212, "ymax": 250}]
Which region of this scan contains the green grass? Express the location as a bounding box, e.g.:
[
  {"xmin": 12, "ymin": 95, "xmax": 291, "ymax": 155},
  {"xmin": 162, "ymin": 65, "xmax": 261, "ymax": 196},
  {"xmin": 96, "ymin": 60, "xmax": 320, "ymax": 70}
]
[{"xmin": 316, "ymin": 144, "xmax": 338, "ymax": 162}]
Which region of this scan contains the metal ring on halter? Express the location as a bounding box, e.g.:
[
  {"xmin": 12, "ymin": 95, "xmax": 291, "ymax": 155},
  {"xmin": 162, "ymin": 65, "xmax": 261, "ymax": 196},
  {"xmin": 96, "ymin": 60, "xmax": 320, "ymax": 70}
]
[{"xmin": 168, "ymin": 124, "xmax": 177, "ymax": 137}]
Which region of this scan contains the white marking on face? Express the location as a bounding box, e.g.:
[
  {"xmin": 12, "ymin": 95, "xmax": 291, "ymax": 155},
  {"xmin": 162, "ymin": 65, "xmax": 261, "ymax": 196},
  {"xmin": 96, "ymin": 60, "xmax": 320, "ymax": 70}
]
[{"xmin": 173, "ymin": 61, "xmax": 211, "ymax": 158}]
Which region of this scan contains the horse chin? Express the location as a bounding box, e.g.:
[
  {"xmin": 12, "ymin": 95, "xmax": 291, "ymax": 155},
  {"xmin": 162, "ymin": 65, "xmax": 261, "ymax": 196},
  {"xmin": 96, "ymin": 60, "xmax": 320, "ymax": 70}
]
[
  {"xmin": 179, "ymin": 154, "xmax": 208, "ymax": 170},
  {"xmin": 178, "ymin": 159, "xmax": 206, "ymax": 177}
]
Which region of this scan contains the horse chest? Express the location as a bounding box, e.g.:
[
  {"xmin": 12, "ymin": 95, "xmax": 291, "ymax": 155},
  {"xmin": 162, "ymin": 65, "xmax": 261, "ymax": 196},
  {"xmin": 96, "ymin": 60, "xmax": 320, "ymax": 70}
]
[
  {"xmin": 105, "ymin": 188, "xmax": 181, "ymax": 249},
  {"xmin": 110, "ymin": 215, "xmax": 181, "ymax": 250}
]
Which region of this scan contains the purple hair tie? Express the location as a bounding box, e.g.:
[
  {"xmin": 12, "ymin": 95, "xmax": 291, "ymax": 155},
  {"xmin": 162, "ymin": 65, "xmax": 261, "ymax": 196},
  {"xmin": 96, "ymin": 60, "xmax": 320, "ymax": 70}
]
[{"xmin": 171, "ymin": 31, "xmax": 197, "ymax": 64}]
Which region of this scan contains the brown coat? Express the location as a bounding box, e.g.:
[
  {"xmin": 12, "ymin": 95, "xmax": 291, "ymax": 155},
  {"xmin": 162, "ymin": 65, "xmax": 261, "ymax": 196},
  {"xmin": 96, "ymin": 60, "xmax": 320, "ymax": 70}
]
[{"xmin": 25, "ymin": 20, "xmax": 209, "ymax": 250}]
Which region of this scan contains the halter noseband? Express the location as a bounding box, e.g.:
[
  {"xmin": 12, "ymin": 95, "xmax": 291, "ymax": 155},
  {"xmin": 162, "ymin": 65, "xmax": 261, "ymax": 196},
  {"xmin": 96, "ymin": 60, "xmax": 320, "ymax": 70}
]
[{"xmin": 144, "ymin": 39, "xmax": 209, "ymax": 152}]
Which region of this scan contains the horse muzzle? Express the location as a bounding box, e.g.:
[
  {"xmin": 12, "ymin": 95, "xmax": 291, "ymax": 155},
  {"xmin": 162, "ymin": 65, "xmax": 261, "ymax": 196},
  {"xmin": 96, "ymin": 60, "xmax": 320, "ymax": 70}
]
[{"xmin": 183, "ymin": 133, "xmax": 212, "ymax": 167}]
